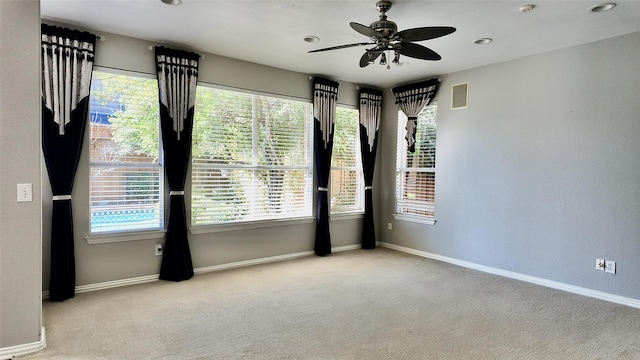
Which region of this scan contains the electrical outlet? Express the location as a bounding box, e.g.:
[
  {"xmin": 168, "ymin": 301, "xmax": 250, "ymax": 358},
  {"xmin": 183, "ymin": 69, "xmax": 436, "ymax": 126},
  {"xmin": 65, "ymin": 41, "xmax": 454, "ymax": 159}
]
[
  {"xmin": 387, "ymin": 222, "xmax": 393, "ymax": 230},
  {"xmin": 596, "ymin": 259, "xmax": 605, "ymax": 271},
  {"xmin": 155, "ymin": 243, "xmax": 163, "ymax": 256},
  {"xmin": 605, "ymin": 260, "xmax": 616, "ymax": 274}
]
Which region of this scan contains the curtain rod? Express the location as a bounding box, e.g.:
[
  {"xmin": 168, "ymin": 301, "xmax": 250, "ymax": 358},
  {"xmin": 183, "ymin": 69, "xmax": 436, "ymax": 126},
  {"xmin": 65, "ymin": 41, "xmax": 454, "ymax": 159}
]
[{"xmin": 148, "ymin": 46, "xmax": 205, "ymax": 59}]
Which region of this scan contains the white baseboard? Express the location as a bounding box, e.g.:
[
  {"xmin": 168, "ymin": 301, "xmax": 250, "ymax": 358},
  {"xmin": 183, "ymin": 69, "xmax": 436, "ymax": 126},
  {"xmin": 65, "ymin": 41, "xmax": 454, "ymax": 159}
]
[
  {"xmin": 0, "ymin": 326, "xmax": 46, "ymax": 359},
  {"xmin": 195, "ymin": 244, "xmax": 359, "ymax": 274},
  {"xmin": 42, "ymin": 244, "xmax": 362, "ymax": 299},
  {"xmin": 379, "ymin": 241, "xmax": 640, "ymax": 310},
  {"xmin": 42, "ymin": 274, "xmax": 159, "ymax": 299}
]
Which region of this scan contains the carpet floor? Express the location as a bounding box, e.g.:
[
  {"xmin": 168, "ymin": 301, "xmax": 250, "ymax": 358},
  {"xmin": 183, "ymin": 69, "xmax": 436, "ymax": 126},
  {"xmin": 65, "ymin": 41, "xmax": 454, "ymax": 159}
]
[{"xmin": 20, "ymin": 248, "xmax": 640, "ymax": 359}]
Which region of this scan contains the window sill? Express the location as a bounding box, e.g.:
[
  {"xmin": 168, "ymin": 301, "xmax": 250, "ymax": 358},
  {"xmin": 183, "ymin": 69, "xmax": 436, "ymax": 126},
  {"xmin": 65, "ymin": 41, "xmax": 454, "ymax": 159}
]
[
  {"xmin": 189, "ymin": 217, "xmax": 315, "ymax": 234},
  {"xmin": 85, "ymin": 229, "xmax": 166, "ymax": 244},
  {"xmin": 330, "ymin": 212, "xmax": 364, "ymax": 221},
  {"xmin": 393, "ymin": 213, "xmax": 437, "ymax": 226}
]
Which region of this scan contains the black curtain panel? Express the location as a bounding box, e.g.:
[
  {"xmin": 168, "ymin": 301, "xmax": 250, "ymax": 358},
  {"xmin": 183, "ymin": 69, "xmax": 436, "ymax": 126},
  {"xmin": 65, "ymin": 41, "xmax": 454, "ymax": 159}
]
[
  {"xmin": 155, "ymin": 46, "xmax": 199, "ymax": 281},
  {"xmin": 313, "ymin": 78, "xmax": 339, "ymax": 256},
  {"xmin": 392, "ymin": 78, "xmax": 440, "ymax": 153},
  {"xmin": 359, "ymin": 88, "xmax": 383, "ymax": 249},
  {"xmin": 41, "ymin": 24, "xmax": 96, "ymax": 301}
]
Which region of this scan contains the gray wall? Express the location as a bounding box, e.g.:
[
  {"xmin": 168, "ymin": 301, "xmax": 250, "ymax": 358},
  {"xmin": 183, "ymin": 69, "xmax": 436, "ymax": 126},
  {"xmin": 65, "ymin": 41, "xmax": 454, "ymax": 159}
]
[
  {"xmin": 41, "ymin": 30, "xmax": 365, "ymax": 289},
  {"xmin": 379, "ymin": 31, "xmax": 640, "ymax": 300},
  {"xmin": 0, "ymin": 0, "xmax": 42, "ymax": 350}
]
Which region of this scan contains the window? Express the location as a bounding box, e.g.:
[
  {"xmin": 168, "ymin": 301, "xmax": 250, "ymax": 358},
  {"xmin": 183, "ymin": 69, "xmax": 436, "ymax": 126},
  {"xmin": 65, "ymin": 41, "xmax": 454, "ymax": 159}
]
[
  {"xmin": 330, "ymin": 107, "xmax": 364, "ymax": 214},
  {"xmin": 89, "ymin": 71, "xmax": 163, "ymax": 233},
  {"xmin": 396, "ymin": 103, "xmax": 437, "ymax": 221},
  {"xmin": 191, "ymin": 86, "xmax": 313, "ymax": 226}
]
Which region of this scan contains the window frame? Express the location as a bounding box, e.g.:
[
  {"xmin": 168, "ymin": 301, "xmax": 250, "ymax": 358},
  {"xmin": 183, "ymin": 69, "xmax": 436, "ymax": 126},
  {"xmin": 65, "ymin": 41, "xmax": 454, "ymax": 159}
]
[
  {"xmin": 189, "ymin": 82, "xmax": 315, "ymax": 232},
  {"xmin": 394, "ymin": 102, "xmax": 438, "ymax": 226},
  {"xmin": 86, "ymin": 68, "xmax": 166, "ymax": 239},
  {"xmin": 330, "ymin": 105, "xmax": 365, "ymax": 218}
]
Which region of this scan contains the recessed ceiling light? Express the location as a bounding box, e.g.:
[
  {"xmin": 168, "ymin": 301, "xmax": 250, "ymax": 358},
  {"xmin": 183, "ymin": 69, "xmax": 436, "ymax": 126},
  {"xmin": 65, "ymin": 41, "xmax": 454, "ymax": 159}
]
[
  {"xmin": 304, "ymin": 36, "xmax": 320, "ymax": 43},
  {"xmin": 519, "ymin": 4, "xmax": 536, "ymax": 12},
  {"xmin": 589, "ymin": 2, "xmax": 616, "ymax": 12},
  {"xmin": 161, "ymin": 0, "xmax": 182, "ymax": 5},
  {"xmin": 474, "ymin": 38, "xmax": 493, "ymax": 45}
]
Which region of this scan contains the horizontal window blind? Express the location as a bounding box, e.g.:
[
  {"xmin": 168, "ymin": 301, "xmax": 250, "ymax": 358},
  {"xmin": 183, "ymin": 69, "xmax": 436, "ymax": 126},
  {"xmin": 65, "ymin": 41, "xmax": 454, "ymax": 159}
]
[
  {"xmin": 192, "ymin": 86, "xmax": 313, "ymax": 225},
  {"xmin": 396, "ymin": 103, "xmax": 437, "ymax": 217},
  {"xmin": 89, "ymin": 71, "xmax": 163, "ymax": 233},
  {"xmin": 331, "ymin": 107, "xmax": 364, "ymax": 213}
]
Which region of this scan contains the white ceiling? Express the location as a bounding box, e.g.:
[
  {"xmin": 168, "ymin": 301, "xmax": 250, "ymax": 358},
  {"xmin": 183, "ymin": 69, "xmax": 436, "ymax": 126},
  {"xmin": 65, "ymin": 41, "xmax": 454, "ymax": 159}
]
[{"xmin": 40, "ymin": 0, "xmax": 640, "ymax": 88}]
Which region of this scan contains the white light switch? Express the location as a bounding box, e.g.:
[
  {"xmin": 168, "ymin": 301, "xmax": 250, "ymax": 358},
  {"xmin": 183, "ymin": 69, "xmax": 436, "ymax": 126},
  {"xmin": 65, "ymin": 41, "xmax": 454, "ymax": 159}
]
[{"xmin": 17, "ymin": 183, "xmax": 32, "ymax": 202}]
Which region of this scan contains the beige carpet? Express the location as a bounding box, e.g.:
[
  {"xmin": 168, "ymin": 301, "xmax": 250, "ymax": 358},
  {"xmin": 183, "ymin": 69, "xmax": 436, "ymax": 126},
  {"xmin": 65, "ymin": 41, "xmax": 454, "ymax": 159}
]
[{"xmin": 21, "ymin": 248, "xmax": 640, "ymax": 359}]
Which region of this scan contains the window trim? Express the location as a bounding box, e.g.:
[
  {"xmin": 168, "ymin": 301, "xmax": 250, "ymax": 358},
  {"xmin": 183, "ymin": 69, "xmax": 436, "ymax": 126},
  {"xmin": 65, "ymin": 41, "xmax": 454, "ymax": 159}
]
[
  {"xmin": 393, "ymin": 213, "xmax": 436, "ymax": 226},
  {"xmin": 395, "ymin": 102, "xmax": 438, "ymax": 224},
  {"xmin": 85, "ymin": 229, "xmax": 166, "ymax": 245},
  {"xmin": 189, "ymin": 217, "xmax": 315, "ymax": 234},
  {"xmin": 189, "ymin": 83, "xmax": 314, "ymax": 228},
  {"xmin": 88, "ymin": 68, "xmax": 165, "ymax": 235},
  {"xmin": 330, "ymin": 105, "xmax": 365, "ymax": 215}
]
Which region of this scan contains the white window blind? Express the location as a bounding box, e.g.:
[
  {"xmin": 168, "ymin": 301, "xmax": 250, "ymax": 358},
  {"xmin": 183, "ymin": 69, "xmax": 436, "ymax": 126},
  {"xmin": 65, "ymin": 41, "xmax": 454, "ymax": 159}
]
[
  {"xmin": 396, "ymin": 103, "xmax": 437, "ymax": 217},
  {"xmin": 191, "ymin": 86, "xmax": 313, "ymax": 225},
  {"xmin": 331, "ymin": 107, "xmax": 364, "ymax": 214},
  {"xmin": 89, "ymin": 71, "xmax": 163, "ymax": 233}
]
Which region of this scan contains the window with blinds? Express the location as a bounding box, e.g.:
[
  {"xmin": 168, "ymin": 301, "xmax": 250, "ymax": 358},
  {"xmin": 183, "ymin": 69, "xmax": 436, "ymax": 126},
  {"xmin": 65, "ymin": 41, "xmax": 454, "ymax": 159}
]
[
  {"xmin": 89, "ymin": 71, "xmax": 163, "ymax": 233},
  {"xmin": 396, "ymin": 103, "xmax": 437, "ymax": 218},
  {"xmin": 331, "ymin": 107, "xmax": 364, "ymax": 214},
  {"xmin": 191, "ymin": 86, "xmax": 313, "ymax": 226}
]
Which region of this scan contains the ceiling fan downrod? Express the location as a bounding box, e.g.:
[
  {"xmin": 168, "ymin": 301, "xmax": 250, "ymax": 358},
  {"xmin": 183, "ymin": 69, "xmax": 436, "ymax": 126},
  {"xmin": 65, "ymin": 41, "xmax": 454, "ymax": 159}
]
[{"xmin": 371, "ymin": 1, "xmax": 397, "ymax": 39}]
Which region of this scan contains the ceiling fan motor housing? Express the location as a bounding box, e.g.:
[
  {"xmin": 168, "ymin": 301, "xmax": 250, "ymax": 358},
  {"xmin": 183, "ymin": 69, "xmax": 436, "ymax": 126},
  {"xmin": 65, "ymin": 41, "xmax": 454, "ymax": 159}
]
[{"xmin": 370, "ymin": 19, "xmax": 397, "ymax": 38}]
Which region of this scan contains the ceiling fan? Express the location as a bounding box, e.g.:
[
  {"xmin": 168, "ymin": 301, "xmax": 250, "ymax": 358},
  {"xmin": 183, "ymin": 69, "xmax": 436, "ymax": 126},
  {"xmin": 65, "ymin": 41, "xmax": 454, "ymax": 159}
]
[{"xmin": 308, "ymin": 1, "xmax": 456, "ymax": 68}]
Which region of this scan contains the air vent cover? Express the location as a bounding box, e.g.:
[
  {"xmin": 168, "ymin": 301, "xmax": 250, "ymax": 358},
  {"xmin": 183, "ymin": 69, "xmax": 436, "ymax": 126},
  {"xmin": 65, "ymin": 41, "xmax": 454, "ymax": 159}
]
[{"xmin": 452, "ymin": 83, "xmax": 468, "ymax": 110}]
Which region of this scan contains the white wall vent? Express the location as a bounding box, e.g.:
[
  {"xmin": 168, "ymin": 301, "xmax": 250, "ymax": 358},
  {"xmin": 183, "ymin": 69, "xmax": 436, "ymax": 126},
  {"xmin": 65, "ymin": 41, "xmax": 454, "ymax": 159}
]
[{"xmin": 451, "ymin": 83, "xmax": 468, "ymax": 110}]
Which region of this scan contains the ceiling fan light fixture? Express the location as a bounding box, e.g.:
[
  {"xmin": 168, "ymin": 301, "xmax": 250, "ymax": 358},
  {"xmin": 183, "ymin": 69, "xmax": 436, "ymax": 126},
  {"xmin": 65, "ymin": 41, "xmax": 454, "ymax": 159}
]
[
  {"xmin": 589, "ymin": 2, "xmax": 616, "ymax": 12},
  {"xmin": 392, "ymin": 51, "xmax": 400, "ymax": 64},
  {"xmin": 304, "ymin": 36, "xmax": 320, "ymax": 43},
  {"xmin": 366, "ymin": 51, "xmax": 376, "ymax": 64},
  {"xmin": 161, "ymin": 0, "xmax": 182, "ymax": 5},
  {"xmin": 379, "ymin": 52, "xmax": 387, "ymax": 66}
]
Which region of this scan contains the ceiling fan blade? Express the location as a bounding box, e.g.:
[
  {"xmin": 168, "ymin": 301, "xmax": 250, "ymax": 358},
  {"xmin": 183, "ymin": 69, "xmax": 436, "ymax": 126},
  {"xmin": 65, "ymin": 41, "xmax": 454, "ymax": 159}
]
[
  {"xmin": 398, "ymin": 42, "xmax": 441, "ymax": 60},
  {"xmin": 359, "ymin": 50, "xmax": 383, "ymax": 68},
  {"xmin": 350, "ymin": 22, "xmax": 383, "ymax": 38},
  {"xmin": 396, "ymin": 26, "xmax": 456, "ymax": 42},
  {"xmin": 308, "ymin": 42, "xmax": 373, "ymax": 53}
]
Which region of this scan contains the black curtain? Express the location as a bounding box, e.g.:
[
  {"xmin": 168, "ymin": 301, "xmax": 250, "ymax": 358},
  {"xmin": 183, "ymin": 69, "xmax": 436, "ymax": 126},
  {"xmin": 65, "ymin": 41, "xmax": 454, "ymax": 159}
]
[
  {"xmin": 359, "ymin": 88, "xmax": 383, "ymax": 249},
  {"xmin": 155, "ymin": 46, "xmax": 199, "ymax": 281},
  {"xmin": 313, "ymin": 78, "xmax": 339, "ymax": 256},
  {"xmin": 392, "ymin": 78, "xmax": 440, "ymax": 153},
  {"xmin": 41, "ymin": 24, "xmax": 96, "ymax": 301}
]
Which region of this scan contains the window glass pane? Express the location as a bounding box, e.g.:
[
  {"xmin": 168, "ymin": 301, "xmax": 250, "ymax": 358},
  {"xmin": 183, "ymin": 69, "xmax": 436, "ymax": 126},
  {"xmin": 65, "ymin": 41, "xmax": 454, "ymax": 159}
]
[
  {"xmin": 396, "ymin": 103, "xmax": 437, "ymax": 217},
  {"xmin": 405, "ymin": 106, "xmax": 437, "ymax": 169},
  {"xmin": 331, "ymin": 169, "xmax": 360, "ymax": 210},
  {"xmin": 331, "ymin": 107, "xmax": 363, "ymax": 214},
  {"xmin": 255, "ymin": 97, "xmax": 308, "ymax": 167},
  {"xmin": 332, "ymin": 108, "xmax": 359, "ymax": 168},
  {"xmin": 192, "ymin": 86, "xmax": 313, "ymax": 225},
  {"xmin": 89, "ymin": 71, "xmax": 163, "ymax": 233}
]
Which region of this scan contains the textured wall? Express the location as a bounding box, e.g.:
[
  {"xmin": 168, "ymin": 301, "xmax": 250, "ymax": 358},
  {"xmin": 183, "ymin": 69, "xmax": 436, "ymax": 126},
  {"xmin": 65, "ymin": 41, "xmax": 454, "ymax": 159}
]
[
  {"xmin": 0, "ymin": 0, "xmax": 42, "ymax": 349},
  {"xmin": 379, "ymin": 31, "xmax": 640, "ymax": 300}
]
